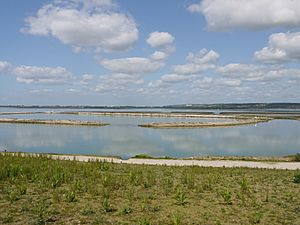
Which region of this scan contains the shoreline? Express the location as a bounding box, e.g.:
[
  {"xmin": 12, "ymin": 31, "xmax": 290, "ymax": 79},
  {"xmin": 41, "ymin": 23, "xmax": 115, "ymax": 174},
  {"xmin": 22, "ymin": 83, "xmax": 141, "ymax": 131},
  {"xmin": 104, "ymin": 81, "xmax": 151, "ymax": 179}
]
[
  {"xmin": 0, "ymin": 118, "xmax": 109, "ymax": 126},
  {"xmin": 2, "ymin": 152, "xmax": 300, "ymax": 170}
]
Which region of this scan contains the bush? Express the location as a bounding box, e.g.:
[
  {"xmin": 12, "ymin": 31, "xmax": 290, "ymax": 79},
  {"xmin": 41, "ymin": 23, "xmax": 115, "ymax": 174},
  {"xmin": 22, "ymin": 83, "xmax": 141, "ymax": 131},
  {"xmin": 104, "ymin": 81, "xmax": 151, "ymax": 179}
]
[
  {"xmin": 294, "ymin": 173, "xmax": 300, "ymax": 184},
  {"xmin": 294, "ymin": 153, "xmax": 300, "ymax": 162}
]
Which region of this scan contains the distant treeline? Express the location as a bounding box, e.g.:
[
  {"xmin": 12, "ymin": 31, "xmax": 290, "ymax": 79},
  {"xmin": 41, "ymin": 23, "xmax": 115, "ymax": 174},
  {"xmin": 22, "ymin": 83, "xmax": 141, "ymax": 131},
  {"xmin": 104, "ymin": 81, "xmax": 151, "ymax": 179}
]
[
  {"xmin": 164, "ymin": 103, "xmax": 300, "ymax": 110},
  {"xmin": 1, "ymin": 103, "xmax": 300, "ymax": 110}
]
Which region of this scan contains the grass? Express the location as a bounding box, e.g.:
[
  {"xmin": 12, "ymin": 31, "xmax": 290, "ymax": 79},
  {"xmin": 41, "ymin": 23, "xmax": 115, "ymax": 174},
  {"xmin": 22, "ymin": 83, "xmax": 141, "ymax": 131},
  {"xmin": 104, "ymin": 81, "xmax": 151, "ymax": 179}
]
[{"xmin": 0, "ymin": 154, "xmax": 299, "ymax": 224}]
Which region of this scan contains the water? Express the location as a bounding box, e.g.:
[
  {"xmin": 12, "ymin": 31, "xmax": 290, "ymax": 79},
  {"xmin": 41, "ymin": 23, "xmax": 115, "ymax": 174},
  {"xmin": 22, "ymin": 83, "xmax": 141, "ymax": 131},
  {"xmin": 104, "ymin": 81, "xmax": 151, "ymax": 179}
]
[{"xmin": 0, "ymin": 109, "xmax": 300, "ymax": 158}]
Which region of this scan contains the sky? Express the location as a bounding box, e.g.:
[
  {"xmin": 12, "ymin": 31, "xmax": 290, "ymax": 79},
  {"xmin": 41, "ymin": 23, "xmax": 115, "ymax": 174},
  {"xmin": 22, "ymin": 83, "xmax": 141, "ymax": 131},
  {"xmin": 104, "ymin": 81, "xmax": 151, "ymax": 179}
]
[{"xmin": 1, "ymin": 0, "xmax": 300, "ymax": 105}]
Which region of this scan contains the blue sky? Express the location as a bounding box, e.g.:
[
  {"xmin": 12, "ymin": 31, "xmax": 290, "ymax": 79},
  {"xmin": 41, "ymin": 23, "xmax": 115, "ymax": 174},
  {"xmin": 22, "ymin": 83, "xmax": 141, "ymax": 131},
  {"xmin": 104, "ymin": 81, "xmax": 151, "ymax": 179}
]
[{"xmin": 1, "ymin": 0, "xmax": 300, "ymax": 105}]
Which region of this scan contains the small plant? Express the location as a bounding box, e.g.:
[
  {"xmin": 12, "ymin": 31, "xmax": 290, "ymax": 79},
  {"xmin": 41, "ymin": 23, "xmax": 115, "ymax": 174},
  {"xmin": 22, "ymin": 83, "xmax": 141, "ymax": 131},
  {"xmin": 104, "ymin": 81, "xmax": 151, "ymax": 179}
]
[
  {"xmin": 121, "ymin": 205, "xmax": 133, "ymax": 215},
  {"xmin": 2, "ymin": 214, "xmax": 13, "ymax": 224},
  {"xmin": 6, "ymin": 191, "xmax": 20, "ymax": 202},
  {"xmin": 240, "ymin": 176, "xmax": 249, "ymax": 193},
  {"xmin": 220, "ymin": 189, "xmax": 233, "ymax": 205},
  {"xmin": 139, "ymin": 217, "xmax": 151, "ymax": 225},
  {"xmin": 65, "ymin": 191, "xmax": 77, "ymax": 203},
  {"xmin": 171, "ymin": 213, "xmax": 182, "ymax": 225},
  {"xmin": 18, "ymin": 185, "xmax": 27, "ymax": 195},
  {"xmin": 293, "ymin": 173, "xmax": 300, "ymax": 183},
  {"xmin": 236, "ymin": 191, "xmax": 246, "ymax": 205},
  {"xmin": 102, "ymin": 197, "xmax": 113, "ymax": 212},
  {"xmin": 81, "ymin": 205, "xmax": 94, "ymax": 216},
  {"xmin": 250, "ymin": 211, "xmax": 263, "ymax": 224},
  {"xmin": 74, "ymin": 179, "xmax": 85, "ymax": 192},
  {"xmin": 35, "ymin": 199, "xmax": 49, "ymax": 225},
  {"xmin": 175, "ymin": 188, "xmax": 187, "ymax": 205}
]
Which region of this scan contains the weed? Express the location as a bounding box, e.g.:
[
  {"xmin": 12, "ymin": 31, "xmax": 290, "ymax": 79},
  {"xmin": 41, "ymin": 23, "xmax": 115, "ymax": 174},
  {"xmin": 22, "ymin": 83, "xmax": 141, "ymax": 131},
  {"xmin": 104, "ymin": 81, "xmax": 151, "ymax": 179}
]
[
  {"xmin": 18, "ymin": 185, "xmax": 27, "ymax": 195},
  {"xmin": 81, "ymin": 205, "xmax": 94, "ymax": 216},
  {"xmin": 121, "ymin": 205, "xmax": 133, "ymax": 215},
  {"xmin": 139, "ymin": 217, "xmax": 151, "ymax": 225},
  {"xmin": 102, "ymin": 197, "xmax": 113, "ymax": 212},
  {"xmin": 2, "ymin": 214, "xmax": 13, "ymax": 223},
  {"xmin": 240, "ymin": 176, "xmax": 249, "ymax": 193},
  {"xmin": 250, "ymin": 211, "xmax": 263, "ymax": 224},
  {"xmin": 129, "ymin": 171, "xmax": 142, "ymax": 186},
  {"xmin": 236, "ymin": 191, "xmax": 246, "ymax": 205},
  {"xmin": 74, "ymin": 179, "xmax": 86, "ymax": 192},
  {"xmin": 35, "ymin": 199, "xmax": 49, "ymax": 225},
  {"xmin": 175, "ymin": 188, "xmax": 188, "ymax": 205},
  {"xmin": 220, "ymin": 189, "xmax": 233, "ymax": 205},
  {"xmin": 293, "ymin": 173, "xmax": 300, "ymax": 183},
  {"xmin": 6, "ymin": 190, "xmax": 20, "ymax": 202},
  {"xmin": 171, "ymin": 213, "xmax": 182, "ymax": 225},
  {"xmin": 65, "ymin": 191, "xmax": 77, "ymax": 202}
]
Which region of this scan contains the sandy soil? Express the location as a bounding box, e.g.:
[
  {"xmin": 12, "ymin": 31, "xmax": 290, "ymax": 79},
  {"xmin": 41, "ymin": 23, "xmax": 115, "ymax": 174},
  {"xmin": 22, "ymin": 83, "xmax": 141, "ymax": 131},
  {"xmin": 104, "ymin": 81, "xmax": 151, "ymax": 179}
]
[{"xmin": 46, "ymin": 154, "xmax": 300, "ymax": 170}]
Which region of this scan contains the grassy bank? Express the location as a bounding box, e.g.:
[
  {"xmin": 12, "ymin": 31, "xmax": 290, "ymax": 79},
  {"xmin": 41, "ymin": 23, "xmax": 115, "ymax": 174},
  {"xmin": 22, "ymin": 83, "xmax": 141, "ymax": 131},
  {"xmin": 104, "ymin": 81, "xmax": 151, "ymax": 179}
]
[{"xmin": 0, "ymin": 154, "xmax": 300, "ymax": 225}]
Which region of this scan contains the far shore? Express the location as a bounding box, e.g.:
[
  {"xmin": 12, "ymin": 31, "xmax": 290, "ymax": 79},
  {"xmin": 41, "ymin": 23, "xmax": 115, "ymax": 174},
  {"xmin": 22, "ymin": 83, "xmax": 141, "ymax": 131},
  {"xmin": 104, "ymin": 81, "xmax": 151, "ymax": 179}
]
[{"xmin": 2, "ymin": 152, "xmax": 300, "ymax": 170}]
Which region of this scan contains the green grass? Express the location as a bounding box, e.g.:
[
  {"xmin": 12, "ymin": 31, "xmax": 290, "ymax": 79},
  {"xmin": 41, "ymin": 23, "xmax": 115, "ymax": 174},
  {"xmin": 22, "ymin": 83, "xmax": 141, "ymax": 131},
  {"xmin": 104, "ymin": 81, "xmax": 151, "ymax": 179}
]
[{"xmin": 0, "ymin": 154, "xmax": 299, "ymax": 224}]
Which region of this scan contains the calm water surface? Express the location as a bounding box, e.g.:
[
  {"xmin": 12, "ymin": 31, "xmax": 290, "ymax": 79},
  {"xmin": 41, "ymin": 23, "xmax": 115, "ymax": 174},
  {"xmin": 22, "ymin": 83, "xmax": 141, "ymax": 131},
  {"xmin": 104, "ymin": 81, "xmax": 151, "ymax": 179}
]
[{"xmin": 0, "ymin": 108, "xmax": 300, "ymax": 158}]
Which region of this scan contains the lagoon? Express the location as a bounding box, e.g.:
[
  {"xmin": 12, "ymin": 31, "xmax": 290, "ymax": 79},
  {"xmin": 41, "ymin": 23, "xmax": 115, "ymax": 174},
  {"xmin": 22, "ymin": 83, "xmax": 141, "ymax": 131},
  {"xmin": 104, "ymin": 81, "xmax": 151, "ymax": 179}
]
[{"xmin": 0, "ymin": 108, "xmax": 300, "ymax": 158}]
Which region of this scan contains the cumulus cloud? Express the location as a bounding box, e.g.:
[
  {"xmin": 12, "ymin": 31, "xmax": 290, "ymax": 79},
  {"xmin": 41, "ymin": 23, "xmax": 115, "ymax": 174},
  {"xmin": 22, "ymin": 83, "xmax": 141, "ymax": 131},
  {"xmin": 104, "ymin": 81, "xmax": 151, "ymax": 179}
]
[
  {"xmin": 21, "ymin": 0, "xmax": 138, "ymax": 52},
  {"xmin": 150, "ymin": 51, "xmax": 168, "ymax": 61},
  {"xmin": 216, "ymin": 63, "xmax": 300, "ymax": 82},
  {"xmin": 100, "ymin": 57, "xmax": 164, "ymax": 75},
  {"xmin": 146, "ymin": 31, "xmax": 174, "ymax": 49},
  {"xmin": 95, "ymin": 73, "xmax": 143, "ymax": 92},
  {"xmin": 173, "ymin": 49, "xmax": 219, "ymax": 75},
  {"xmin": 80, "ymin": 74, "xmax": 94, "ymax": 86},
  {"xmin": 193, "ymin": 77, "xmax": 241, "ymax": 89},
  {"xmin": 188, "ymin": 0, "xmax": 300, "ymax": 31},
  {"xmin": 148, "ymin": 74, "xmax": 190, "ymax": 90},
  {"xmin": 0, "ymin": 61, "xmax": 11, "ymax": 73},
  {"xmin": 161, "ymin": 74, "xmax": 190, "ymax": 83},
  {"xmin": 13, "ymin": 65, "xmax": 74, "ymax": 85},
  {"xmin": 254, "ymin": 32, "xmax": 300, "ymax": 63}
]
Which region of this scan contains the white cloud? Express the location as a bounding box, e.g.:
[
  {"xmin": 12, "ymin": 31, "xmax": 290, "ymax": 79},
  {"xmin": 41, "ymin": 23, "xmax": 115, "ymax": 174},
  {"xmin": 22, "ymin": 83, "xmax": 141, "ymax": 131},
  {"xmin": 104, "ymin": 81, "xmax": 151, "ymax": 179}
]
[
  {"xmin": 217, "ymin": 63, "xmax": 300, "ymax": 82},
  {"xmin": 147, "ymin": 74, "xmax": 192, "ymax": 91},
  {"xmin": 150, "ymin": 51, "xmax": 168, "ymax": 61},
  {"xmin": 22, "ymin": 0, "xmax": 138, "ymax": 52},
  {"xmin": 80, "ymin": 74, "xmax": 94, "ymax": 85},
  {"xmin": 173, "ymin": 64, "xmax": 215, "ymax": 75},
  {"xmin": 0, "ymin": 61, "xmax": 10, "ymax": 73},
  {"xmin": 100, "ymin": 57, "xmax": 164, "ymax": 75},
  {"xmin": 29, "ymin": 88, "xmax": 53, "ymax": 94},
  {"xmin": 148, "ymin": 80, "xmax": 170, "ymax": 89},
  {"xmin": 188, "ymin": 0, "xmax": 300, "ymax": 31},
  {"xmin": 254, "ymin": 32, "xmax": 300, "ymax": 63},
  {"xmin": 95, "ymin": 73, "xmax": 143, "ymax": 92},
  {"xmin": 161, "ymin": 74, "xmax": 190, "ymax": 83},
  {"xmin": 186, "ymin": 49, "xmax": 219, "ymax": 64},
  {"xmin": 172, "ymin": 49, "xmax": 219, "ymax": 75},
  {"xmin": 193, "ymin": 77, "xmax": 241, "ymax": 89},
  {"xmin": 146, "ymin": 31, "xmax": 174, "ymax": 49},
  {"xmin": 13, "ymin": 65, "xmax": 74, "ymax": 85}
]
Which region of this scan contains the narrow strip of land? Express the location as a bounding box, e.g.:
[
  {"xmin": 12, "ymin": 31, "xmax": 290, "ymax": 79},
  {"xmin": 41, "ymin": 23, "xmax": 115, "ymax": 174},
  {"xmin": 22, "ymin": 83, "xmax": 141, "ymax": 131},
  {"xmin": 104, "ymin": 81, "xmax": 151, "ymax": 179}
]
[
  {"xmin": 60, "ymin": 111, "xmax": 234, "ymax": 118},
  {"xmin": 0, "ymin": 118, "xmax": 109, "ymax": 126},
  {"xmin": 4, "ymin": 153, "xmax": 300, "ymax": 170},
  {"xmin": 138, "ymin": 118, "xmax": 271, "ymax": 128}
]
